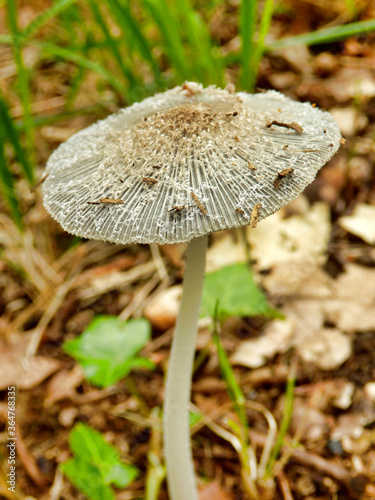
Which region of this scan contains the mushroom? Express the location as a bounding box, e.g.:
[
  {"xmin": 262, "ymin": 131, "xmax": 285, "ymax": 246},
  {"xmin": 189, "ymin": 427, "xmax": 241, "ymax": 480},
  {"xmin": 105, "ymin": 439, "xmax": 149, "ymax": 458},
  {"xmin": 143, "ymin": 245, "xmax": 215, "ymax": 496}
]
[{"xmin": 42, "ymin": 83, "xmax": 341, "ymax": 500}]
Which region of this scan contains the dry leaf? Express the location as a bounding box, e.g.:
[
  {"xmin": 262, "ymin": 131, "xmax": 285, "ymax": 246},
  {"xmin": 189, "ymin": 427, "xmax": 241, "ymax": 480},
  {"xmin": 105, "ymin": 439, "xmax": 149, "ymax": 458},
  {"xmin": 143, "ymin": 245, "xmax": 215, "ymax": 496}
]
[
  {"xmin": 297, "ymin": 328, "xmax": 352, "ymax": 370},
  {"xmin": 247, "ymin": 201, "xmax": 331, "ymax": 295},
  {"xmin": 143, "ymin": 285, "xmax": 182, "ymax": 330},
  {"xmin": 324, "ymin": 264, "xmax": 375, "ymax": 332},
  {"xmin": 45, "ymin": 365, "xmax": 84, "ymax": 406},
  {"xmin": 234, "ymin": 257, "xmax": 375, "ymax": 370},
  {"xmin": 206, "ymin": 232, "xmax": 247, "ymax": 272},
  {"xmin": 338, "ymin": 204, "xmax": 375, "ymax": 245},
  {"xmin": 199, "ymin": 481, "xmax": 234, "ymax": 500},
  {"xmin": 232, "ymin": 317, "xmax": 294, "ymax": 368},
  {"xmin": 0, "ymin": 341, "xmax": 60, "ymax": 390},
  {"xmin": 289, "ymin": 398, "xmax": 334, "ymax": 442},
  {"xmin": 364, "ymin": 382, "xmax": 375, "ymax": 402},
  {"xmin": 329, "ymin": 107, "xmax": 368, "ymax": 137}
]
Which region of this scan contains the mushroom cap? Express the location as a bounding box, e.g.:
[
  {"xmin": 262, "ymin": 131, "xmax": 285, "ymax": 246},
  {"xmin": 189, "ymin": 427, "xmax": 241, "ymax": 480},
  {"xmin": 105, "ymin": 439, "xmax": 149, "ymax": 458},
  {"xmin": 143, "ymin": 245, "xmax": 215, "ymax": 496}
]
[{"xmin": 42, "ymin": 83, "xmax": 341, "ymax": 245}]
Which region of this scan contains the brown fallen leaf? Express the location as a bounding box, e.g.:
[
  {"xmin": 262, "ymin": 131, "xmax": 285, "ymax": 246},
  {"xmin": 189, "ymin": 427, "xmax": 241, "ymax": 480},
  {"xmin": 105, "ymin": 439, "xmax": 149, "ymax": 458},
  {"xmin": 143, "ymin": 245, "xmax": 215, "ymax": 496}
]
[
  {"xmin": 0, "ymin": 340, "xmax": 61, "ymax": 390},
  {"xmin": 338, "ymin": 204, "xmax": 375, "ymax": 245},
  {"xmin": 143, "ymin": 285, "xmax": 182, "ymax": 330},
  {"xmin": 16, "ymin": 429, "xmax": 48, "ymax": 487},
  {"xmin": 199, "ymin": 481, "xmax": 234, "ymax": 500},
  {"xmin": 45, "ymin": 365, "xmax": 84, "ymax": 406}
]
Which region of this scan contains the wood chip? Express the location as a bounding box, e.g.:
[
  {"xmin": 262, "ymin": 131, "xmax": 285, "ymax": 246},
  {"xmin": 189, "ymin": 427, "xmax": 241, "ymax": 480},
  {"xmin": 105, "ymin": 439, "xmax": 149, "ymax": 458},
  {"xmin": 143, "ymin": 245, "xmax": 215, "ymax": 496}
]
[
  {"xmin": 87, "ymin": 198, "xmax": 124, "ymax": 205},
  {"xmin": 191, "ymin": 192, "xmax": 207, "ymax": 215},
  {"xmin": 143, "ymin": 177, "xmax": 158, "ymax": 185},
  {"xmin": 267, "ymin": 120, "xmax": 303, "ymax": 134},
  {"xmin": 31, "ymin": 174, "xmax": 49, "ymax": 192},
  {"xmin": 225, "ymin": 83, "xmax": 235, "ymax": 94},
  {"xmin": 248, "ymin": 161, "xmax": 257, "ymax": 170},
  {"xmin": 181, "ymin": 81, "xmax": 199, "ymax": 97},
  {"xmin": 273, "ymin": 168, "xmax": 294, "ymax": 190},
  {"xmin": 168, "ymin": 206, "xmax": 185, "ymax": 213},
  {"xmin": 250, "ymin": 202, "xmax": 261, "ymax": 228}
]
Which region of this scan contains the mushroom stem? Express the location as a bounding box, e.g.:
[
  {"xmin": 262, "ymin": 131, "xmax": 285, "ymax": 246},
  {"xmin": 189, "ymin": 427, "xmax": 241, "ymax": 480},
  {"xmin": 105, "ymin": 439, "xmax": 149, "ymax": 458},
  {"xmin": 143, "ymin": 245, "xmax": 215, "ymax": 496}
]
[{"xmin": 163, "ymin": 234, "xmax": 208, "ymax": 500}]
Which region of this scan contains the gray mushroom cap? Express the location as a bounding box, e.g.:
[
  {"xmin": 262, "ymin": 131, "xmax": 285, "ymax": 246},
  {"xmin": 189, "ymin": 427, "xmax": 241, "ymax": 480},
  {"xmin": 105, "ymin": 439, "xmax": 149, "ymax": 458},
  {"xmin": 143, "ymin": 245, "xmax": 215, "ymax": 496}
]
[{"xmin": 42, "ymin": 83, "xmax": 341, "ymax": 245}]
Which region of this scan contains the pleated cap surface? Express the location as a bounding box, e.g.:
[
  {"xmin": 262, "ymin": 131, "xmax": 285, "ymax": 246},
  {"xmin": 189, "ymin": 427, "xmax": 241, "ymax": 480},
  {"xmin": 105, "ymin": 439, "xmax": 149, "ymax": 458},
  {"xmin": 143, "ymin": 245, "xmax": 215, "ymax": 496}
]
[{"xmin": 42, "ymin": 83, "xmax": 341, "ymax": 244}]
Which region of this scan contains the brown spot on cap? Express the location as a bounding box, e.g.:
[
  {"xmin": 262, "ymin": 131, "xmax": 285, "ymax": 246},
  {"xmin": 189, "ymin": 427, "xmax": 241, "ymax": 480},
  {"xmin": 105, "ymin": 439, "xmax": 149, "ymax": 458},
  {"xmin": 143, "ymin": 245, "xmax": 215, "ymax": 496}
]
[
  {"xmin": 267, "ymin": 120, "xmax": 303, "ymax": 134},
  {"xmin": 250, "ymin": 203, "xmax": 261, "ymax": 228},
  {"xmin": 143, "ymin": 177, "xmax": 158, "ymax": 185},
  {"xmin": 88, "ymin": 198, "xmax": 124, "ymax": 205},
  {"xmin": 248, "ymin": 161, "xmax": 257, "ymax": 170},
  {"xmin": 191, "ymin": 192, "xmax": 207, "ymax": 215},
  {"xmin": 31, "ymin": 174, "xmax": 49, "ymax": 193},
  {"xmin": 273, "ymin": 168, "xmax": 294, "ymax": 190}
]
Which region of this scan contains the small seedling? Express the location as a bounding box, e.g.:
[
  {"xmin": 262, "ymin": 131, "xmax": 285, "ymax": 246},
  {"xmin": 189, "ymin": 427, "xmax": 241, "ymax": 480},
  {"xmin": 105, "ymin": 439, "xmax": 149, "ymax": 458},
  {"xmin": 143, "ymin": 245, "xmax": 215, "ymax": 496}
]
[
  {"xmin": 202, "ymin": 263, "xmax": 282, "ymax": 322},
  {"xmin": 63, "ymin": 316, "xmax": 155, "ymax": 388},
  {"xmin": 60, "ymin": 422, "xmax": 139, "ymax": 500}
]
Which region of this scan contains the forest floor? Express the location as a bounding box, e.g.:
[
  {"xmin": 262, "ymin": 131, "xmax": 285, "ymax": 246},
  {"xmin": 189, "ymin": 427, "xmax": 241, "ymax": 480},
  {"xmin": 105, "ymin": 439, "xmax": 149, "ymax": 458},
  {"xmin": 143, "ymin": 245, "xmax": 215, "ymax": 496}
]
[{"xmin": 1, "ymin": 1, "xmax": 375, "ymax": 499}]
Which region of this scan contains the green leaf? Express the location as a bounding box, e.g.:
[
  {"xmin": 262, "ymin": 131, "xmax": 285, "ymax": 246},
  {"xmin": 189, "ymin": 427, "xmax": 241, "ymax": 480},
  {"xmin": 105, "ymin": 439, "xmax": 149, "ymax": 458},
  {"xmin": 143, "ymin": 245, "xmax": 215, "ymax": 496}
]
[
  {"xmin": 60, "ymin": 423, "xmax": 138, "ymax": 500},
  {"xmin": 20, "ymin": 0, "xmax": 78, "ymax": 42},
  {"xmin": 63, "ymin": 316, "xmax": 155, "ymax": 388},
  {"xmin": 61, "ymin": 458, "xmax": 115, "ymax": 500},
  {"xmin": 0, "ymin": 105, "xmax": 23, "ymax": 228},
  {"xmin": 189, "ymin": 408, "xmax": 203, "ymax": 427},
  {"xmin": 0, "ymin": 97, "xmax": 33, "ymax": 183},
  {"xmin": 104, "ymin": 0, "xmax": 161, "ymax": 82},
  {"xmin": 266, "ymin": 19, "xmax": 375, "ymax": 51},
  {"xmin": 39, "ymin": 41, "xmax": 128, "ymax": 95},
  {"xmin": 202, "ymin": 263, "xmax": 280, "ymax": 321}
]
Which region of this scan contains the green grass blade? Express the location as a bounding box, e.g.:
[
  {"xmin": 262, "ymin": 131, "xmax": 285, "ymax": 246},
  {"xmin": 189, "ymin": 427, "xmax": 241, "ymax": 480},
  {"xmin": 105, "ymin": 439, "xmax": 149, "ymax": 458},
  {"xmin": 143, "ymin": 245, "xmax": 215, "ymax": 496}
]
[
  {"xmin": 87, "ymin": 0, "xmax": 137, "ymax": 88},
  {"xmin": 40, "ymin": 41, "xmax": 128, "ymax": 95},
  {"xmin": 213, "ymin": 305, "xmax": 247, "ymax": 433},
  {"xmin": 248, "ymin": 0, "xmax": 274, "ymax": 91},
  {"xmin": 266, "ymin": 19, "xmax": 375, "ymax": 51},
  {"xmin": 104, "ymin": 0, "xmax": 161, "ymax": 82},
  {"xmin": 17, "ymin": 104, "xmax": 106, "ymax": 129},
  {"xmin": 0, "ymin": 119, "xmax": 22, "ymax": 229},
  {"xmin": 172, "ymin": 0, "xmax": 223, "ymax": 85},
  {"xmin": 65, "ymin": 65, "xmax": 86, "ymax": 109},
  {"xmin": 0, "ymin": 97, "xmax": 33, "ymax": 183},
  {"xmin": 344, "ymin": 0, "xmax": 357, "ymax": 18},
  {"xmin": 0, "ymin": 34, "xmax": 12, "ymax": 44},
  {"xmin": 20, "ymin": 0, "xmax": 78, "ymax": 42},
  {"xmin": 6, "ymin": 0, "xmax": 35, "ymax": 163},
  {"xmin": 142, "ymin": 0, "xmax": 189, "ymax": 82},
  {"xmin": 265, "ymin": 363, "xmax": 296, "ymax": 477},
  {"xmin": 239, "ymin": 0, "xmax": 258, "ymax": 90}
]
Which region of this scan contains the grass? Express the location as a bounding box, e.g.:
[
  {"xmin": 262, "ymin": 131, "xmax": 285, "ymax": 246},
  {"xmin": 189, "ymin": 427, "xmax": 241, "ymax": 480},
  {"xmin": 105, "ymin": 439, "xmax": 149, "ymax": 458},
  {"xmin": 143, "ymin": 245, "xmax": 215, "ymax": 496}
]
[
  {"xmin": 1, "ymin": 0, "xmax": 374, "ymax": 226},
  {"xmin": 213, "ymin": 309, "xmax": 296, "ymax": 496}
]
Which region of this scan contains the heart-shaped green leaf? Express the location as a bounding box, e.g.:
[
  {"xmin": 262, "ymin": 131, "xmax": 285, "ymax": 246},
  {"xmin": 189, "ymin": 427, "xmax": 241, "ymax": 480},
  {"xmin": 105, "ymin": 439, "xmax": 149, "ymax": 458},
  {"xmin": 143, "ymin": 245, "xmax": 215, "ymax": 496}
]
[{"xmin": 63, "ymin": 316, "xmax": 155, "ymax": 387}]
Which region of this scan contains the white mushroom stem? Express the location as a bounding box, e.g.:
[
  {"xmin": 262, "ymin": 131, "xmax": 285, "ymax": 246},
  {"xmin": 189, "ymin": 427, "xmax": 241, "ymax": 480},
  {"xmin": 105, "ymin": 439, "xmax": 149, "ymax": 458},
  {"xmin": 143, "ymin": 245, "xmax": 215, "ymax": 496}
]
[{"xmin": 163, "ymin": 234, "xmax": 208, "ymax": 500}]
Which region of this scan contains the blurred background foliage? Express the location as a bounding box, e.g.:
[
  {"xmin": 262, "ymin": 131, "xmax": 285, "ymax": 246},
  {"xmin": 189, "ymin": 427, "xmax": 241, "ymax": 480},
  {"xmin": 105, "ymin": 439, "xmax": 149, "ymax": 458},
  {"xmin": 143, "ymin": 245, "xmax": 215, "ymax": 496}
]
[{"xmin": 0, "ymin": 0, "xmax": 374, "ymax": 227}]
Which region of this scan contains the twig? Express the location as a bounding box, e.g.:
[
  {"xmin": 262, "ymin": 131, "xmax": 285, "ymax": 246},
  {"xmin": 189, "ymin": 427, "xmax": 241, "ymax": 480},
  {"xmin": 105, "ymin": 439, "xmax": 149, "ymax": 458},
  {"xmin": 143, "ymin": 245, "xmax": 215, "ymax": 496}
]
[
  {"xmin": 248, "ymin": 430, "xmax": 368, "ymax": 498},
  {"xmin": 276, "ymin": 470, "xmax": 294, "ymax": 500},
  {"xmin": 119, "ymin": 273, "xmax": 160, "ymax": 321},
  {"xmin": 25, "ymin": 271, "xmax": 79, "ymax": 357},
  {"xmin": 15, "ymin": 430, "xmax": 48, "ymax": 488},
  {"xmin": 48, "ymin": 469, "xmax": 64, "ymax": 500}
]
